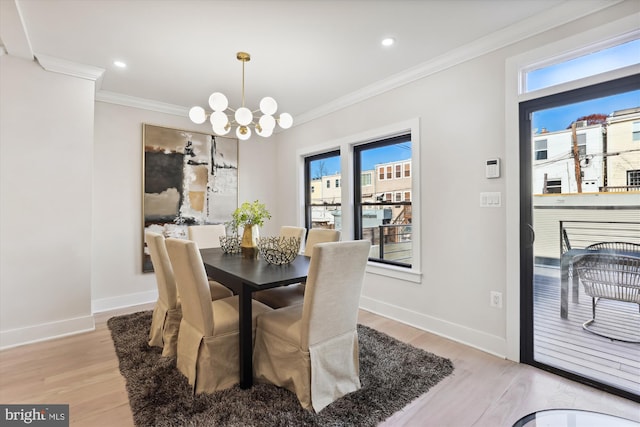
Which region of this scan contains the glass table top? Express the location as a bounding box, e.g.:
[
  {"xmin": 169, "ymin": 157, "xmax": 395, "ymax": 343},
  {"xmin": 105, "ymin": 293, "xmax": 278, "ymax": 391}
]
[{"xmin": 512, "ymin": 409, "xmax": 639, "ymax": 427}]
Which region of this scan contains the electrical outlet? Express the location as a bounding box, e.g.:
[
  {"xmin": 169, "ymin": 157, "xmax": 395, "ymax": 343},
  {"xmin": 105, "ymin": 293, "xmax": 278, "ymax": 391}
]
[{"xmin": 490, "ymin": 291, "xmax": 503, "ymax": 308}]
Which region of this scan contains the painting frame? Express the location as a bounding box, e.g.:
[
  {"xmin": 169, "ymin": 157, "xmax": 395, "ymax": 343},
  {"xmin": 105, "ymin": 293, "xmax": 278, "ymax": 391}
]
[{"xmin": 142, "ymin": 123, "xmax": 238, "ymax": 272}]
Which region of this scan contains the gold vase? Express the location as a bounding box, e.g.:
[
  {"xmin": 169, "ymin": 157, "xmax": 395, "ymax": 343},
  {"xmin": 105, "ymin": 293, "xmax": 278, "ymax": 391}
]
[{"xmin": 240, "ymin": 224, "xmax": 259, "ymax": 258}]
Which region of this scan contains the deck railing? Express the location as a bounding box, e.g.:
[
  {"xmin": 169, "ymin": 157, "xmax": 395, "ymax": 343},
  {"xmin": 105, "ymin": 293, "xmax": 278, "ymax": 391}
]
[
  {"xmin": 559, "ymin": 220, "xmax": 640, "ymax": 254},
  {"xmin": 363, "ymin": 224, "xmax": 412, "ymax": 266}
]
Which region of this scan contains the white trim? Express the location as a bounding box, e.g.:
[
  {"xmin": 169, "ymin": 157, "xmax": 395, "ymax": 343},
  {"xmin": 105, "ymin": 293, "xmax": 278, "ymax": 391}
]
[
  {"xmin": 504, "ymin": 12, "xmax": 640, "ymax": 363},
  {"xmin": 95, "ymin": 90, "xmax": 188, "ymax": 116},
  {"xmin": 360, "ymin": 297, "xmax": 506, "ymax": 358},
  {"xmin": 35, "ymin": 53, "xmax": 104, "ymax": 81},
  {"xmin": 91, "ymin": 289, "xmax": 158, "ymax": 313},
  {"xmin": 0, "ymin": 315, "xmax": 95, "ymax": 350},
  {"xmin": 366, "ymin": 262, "xmax": 422, "ymax": 283}
]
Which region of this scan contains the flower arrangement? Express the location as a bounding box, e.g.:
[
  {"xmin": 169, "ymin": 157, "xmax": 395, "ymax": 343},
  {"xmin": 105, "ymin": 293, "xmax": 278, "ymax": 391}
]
[{"xmin": 228, "ymin": 200, "xmax": 272, "ymax": 234}]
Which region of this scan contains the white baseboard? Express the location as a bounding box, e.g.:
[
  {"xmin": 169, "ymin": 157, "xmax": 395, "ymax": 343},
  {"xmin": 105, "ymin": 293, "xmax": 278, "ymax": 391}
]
[
  {"xmin": 92, "ymin": 289, "xmax": 158, "ymax": 313},
  {"xmin": 360, "ymin": 296, "xmax": 508, "ymax": 359},
  {"xmin": 0, "ymin": 315, "xmax": 95, "ymax": 351},
  {"xmin": 0, "ymin": 290, "xmax": 159, "ymax": 350}
]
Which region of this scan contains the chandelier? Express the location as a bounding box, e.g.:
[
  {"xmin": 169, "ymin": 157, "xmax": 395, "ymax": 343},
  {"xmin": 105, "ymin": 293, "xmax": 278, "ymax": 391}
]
[{"xmin": 188, "ymin": 52, "xmax": 293, "ymax": 140}]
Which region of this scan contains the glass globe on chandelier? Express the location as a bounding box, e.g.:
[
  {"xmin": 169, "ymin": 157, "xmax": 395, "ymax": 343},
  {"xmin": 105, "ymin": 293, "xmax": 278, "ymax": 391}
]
[{"xmin": 188, "ymin": 52, "xmax": 293, "ymax": 140}]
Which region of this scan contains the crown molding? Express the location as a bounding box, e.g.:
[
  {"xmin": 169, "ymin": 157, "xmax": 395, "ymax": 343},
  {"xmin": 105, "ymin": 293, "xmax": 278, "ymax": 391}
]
[
  {"xmin": 95, "ymin": 90, "xmax": 189, "ymax": 116},
  {"xmin": 294, "ymin": 0, "xmax": 624, "ymax": 126},
  {"xmin": 35, "ymin": 53, "xmax": 104, "ymax": 81}
]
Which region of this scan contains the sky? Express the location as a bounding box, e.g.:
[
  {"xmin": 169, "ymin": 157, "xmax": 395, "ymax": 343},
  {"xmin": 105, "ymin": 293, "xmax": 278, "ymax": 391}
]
[
  {"xmin": 526, "ymin": 39, "xmax": 639, "ymax": 92},
  {"xmin": 529, "ymin": 38, "xmax": 639, "ymax": 133},
  {"xmin": 310, "ymin": 142, "xmax": 411, "ymax": 176},
  {"xmin": 532, "ymin": 90, "xmax": 640, "ymax": 133}
]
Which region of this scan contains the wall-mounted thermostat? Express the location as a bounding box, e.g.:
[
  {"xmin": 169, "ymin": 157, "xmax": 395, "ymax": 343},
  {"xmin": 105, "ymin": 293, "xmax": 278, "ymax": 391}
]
[{"xmin": 486, "ymin": 158, "xmax": 501, "ymax": 179}]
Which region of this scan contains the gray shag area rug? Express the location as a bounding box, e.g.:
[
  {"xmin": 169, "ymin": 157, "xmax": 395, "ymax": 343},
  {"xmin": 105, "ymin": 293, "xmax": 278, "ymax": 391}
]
[{"xmin": 107, "ymin": 310, "xmax": 454, "ymax": 426}]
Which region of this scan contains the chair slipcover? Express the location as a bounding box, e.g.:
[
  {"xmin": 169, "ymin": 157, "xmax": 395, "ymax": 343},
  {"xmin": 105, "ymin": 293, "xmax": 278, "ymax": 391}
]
[
  {"xmin": 253, "ymin": 228, "xmax": 341, "ymax": 309},
  {"xmin": 165, "ymin": 238, "xmax": 272, "ymax": 393},
  {"xmin": 147, "ymin": 232, "xmax": 233, "ymax": 356},
  {"xmin": 187, "ymin": 224, "xmax": 227, "ymax": 249},
  {"xmin": 146, "ymin": 231, "xmax": 182, "ymax": 357},
  {"xmin": 187, "ymin": 224, "xmax": 236, "ymax": 298},
  {"xmin": 253, "ymin": 240, "xmax": 370, "ymax": 412},
  {"xmin": 279, "ymin": 226, "xmax": 307, "ymax": 248}
]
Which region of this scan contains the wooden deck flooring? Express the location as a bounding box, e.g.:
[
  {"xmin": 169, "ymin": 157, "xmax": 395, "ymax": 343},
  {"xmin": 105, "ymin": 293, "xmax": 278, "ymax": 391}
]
[{"xmin": 533, "ymin": 267, "xmax": 640, "ymax": 396}]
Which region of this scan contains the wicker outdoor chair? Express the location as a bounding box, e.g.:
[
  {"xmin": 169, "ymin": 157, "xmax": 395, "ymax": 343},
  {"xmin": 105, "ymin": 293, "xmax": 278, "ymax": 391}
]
[
  {"xmin": 572, "ymin": 253, "xmax": 640, "ymax": 343},
  {"xmin": 585, "ymin": 242, "xmax": 640, "ymax": 253}
]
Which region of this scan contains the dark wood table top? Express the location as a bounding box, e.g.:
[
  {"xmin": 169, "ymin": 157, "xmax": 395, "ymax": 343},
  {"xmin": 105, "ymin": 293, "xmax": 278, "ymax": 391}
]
[{"xmin": 200, "ymin": 247, "xmax": 311, "ymax": 291}]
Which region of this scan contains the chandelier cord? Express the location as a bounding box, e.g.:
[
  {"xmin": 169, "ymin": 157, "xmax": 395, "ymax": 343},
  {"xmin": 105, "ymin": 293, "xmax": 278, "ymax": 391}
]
[{"xmin": 241, "ymin": 59, "xmax": 245, "ymax": 108}]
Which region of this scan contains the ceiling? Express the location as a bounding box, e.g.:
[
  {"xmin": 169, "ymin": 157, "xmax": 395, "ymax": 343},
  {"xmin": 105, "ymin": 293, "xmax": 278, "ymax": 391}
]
[{"xmin": 0, "ymin": 0, "xmax": 614, "ymax": 125}]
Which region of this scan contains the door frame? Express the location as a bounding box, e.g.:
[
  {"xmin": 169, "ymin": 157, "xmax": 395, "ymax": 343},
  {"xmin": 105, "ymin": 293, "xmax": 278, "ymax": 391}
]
[{"xmin": 518, "ymin": 74, "xmax": 640, "ymax": 402}]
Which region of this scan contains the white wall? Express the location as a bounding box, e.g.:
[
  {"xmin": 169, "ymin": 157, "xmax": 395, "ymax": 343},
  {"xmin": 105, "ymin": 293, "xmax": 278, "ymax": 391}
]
[
  {"xmin": 0, "ymin": 55, "xmax": 95, "ymax": 348},
  {"xmin": 91, "ymin": 102, "xmax": 280, "ymax": 312},
  {"xmin": 275, "ymin": 2, "xmax": 638, "ymax": 357}
]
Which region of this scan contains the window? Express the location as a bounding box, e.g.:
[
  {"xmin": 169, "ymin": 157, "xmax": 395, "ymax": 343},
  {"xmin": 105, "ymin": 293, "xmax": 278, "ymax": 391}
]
[
  {"xmin": 546, "ymin": 179, "xmax": 562, "ymax": 194},
  {"xmin": 335, "ymin": 179, "xmax": 340, "ymax": 188},
  {"xmin": 300, "ymin": 118, "xmax": 420, "ymax": 281},
  {"xmin": 576, "ymin": 133, "xmax": 586, "ymax": 157},
  {"xmin": 535, "ymin": 139, "xmax": 548, "ymax": 160},
  {"xmin": 404, "ymin": 162, "xmax": 411, "ymax": 178},
  {"xmin": 524, "ymin": 38, "xmax": 640, "ymax": 92},
  {"xmin": 355, "ymin": 134, "xmax": 412, "ymax": 267},
  {"xmin": 305, "ymin": 151, "xmax": 341, "ymax": 231},
  {"xmin": 633, "ymin": 121, "xmax": 640, "ymax": 141},
  {"xmin": 629, "ymin": 170, "xmax": 640, "ymax": 186}
]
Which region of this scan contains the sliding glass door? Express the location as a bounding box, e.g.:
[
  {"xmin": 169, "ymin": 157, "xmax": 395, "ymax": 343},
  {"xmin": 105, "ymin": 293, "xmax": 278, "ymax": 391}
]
[{"xmin": 520, "ymin": 74, "xmax": 640, "ymax": 402}]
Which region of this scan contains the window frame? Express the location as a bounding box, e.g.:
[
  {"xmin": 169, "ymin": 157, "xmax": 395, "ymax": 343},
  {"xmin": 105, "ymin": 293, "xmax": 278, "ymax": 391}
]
[
  {"xmin": 534, "ymin": 138, "xmax": 548, "ymax": 160},
  {"xmin": 633, "ymin": 121, "xmax": 640, "ymax": 141},
  {"xmin": 304, "ymin": 150, "xmax": 341, "ymax": 231},
  {"xmin": 354, "ymin": 133, "xmax": 413, "ymax": 269},
  {"xmin": 297, "ymin": 118, "xmax": 421, "ymax": 283}
]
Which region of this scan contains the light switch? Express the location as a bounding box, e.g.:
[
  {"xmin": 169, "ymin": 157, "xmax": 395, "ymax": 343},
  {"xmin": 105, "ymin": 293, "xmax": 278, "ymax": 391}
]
[{"xmin": 480, "ymin": 192, "xmax": 501, "ymax": 207}]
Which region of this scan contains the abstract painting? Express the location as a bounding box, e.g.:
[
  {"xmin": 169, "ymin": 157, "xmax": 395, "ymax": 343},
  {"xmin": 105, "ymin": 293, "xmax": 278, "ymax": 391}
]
[{"xmin": 142, "ymin": 124, "xmax": 238, "ymax": 272}]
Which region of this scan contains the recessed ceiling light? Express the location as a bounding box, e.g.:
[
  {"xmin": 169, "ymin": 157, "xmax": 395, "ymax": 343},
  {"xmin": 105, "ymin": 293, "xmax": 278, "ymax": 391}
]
[
  {"xmin": 113, "ymin": 60, "xmax": 127, "ymax": 68},
  {"xmin": 381, "ymin": 38, "xmax": 395, "ymax": 47}
]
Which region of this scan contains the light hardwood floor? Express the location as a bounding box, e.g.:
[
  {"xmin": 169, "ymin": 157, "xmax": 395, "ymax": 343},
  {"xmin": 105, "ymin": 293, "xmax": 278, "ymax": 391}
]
[{"xmin": 1, "ymin": 304, "xmax": 638, "ymax": 426}]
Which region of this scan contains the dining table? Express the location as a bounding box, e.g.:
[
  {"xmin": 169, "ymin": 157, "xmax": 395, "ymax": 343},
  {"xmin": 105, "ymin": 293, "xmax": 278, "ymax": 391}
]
[{"xmin": 200, "ymin": 247, "xmax": 311, "ymax": 389}]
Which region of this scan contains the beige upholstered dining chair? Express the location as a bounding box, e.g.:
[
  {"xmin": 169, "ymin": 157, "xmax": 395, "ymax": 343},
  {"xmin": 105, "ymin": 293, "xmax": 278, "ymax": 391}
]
[
  {"xmin": 279, "ymin": 226, "xmax": 307, "ymax": 248},
  {"xmin": 146, "ymin": 231, "xmax": 182, "ymax": 357},
  {"xmin": 187, "ymin": 224, "xmax": 237, "ymax": 294},
  {"xmin": 187, "ymin": 224, "xmax": 226, "ymax": 249},
  {"xmin": 146, "ymin": 232, "xmax": 233, "ymax": 357},
  {"xmin": 165, "ymin": 237, "xmax": 272, "ymax": 393},
  {"xmin": 253, "ymin": 228, "xmax": 341, "ymax": 309},
  {"xmin": 253, "ymin": 240, "xmax": 370, "ymax": 412}
]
